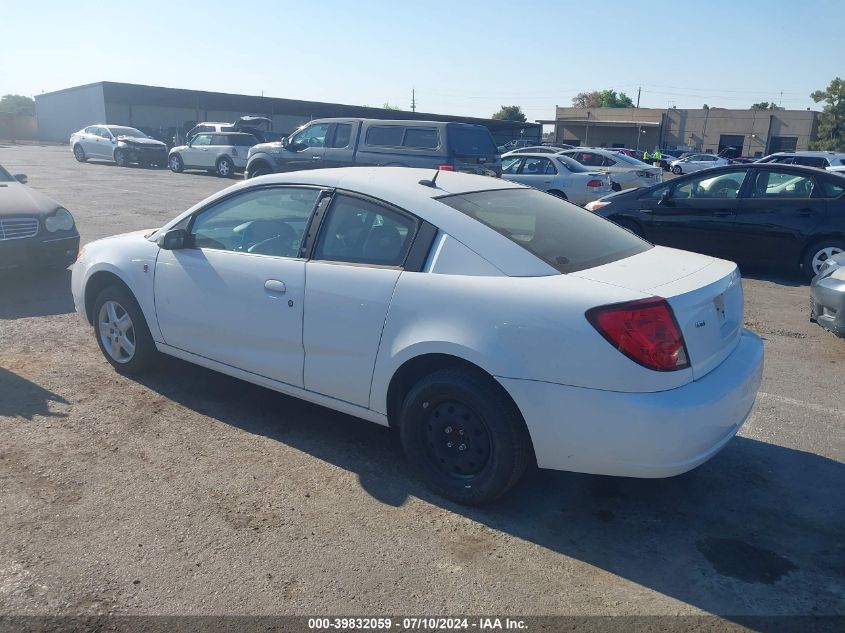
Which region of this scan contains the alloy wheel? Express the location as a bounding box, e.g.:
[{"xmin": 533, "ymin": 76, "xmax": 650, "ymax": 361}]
[
  {"xmin": 811, "ymin": 246, "xmax": 844, "ymax": 275},
  {"xmin": 98, "ymin": 300, "xmax": 136, "ymax": 364}
]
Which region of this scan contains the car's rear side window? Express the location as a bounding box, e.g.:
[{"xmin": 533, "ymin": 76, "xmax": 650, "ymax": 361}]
[
  {"xmin": 438, "ymin": 188, "xmax": 651, "ymax": 273},
  {"xmin": 447, "ymin": 125, "xmax": 497, "ymax": 156},
  {"xmin": 366, "ymin": 126, "xmax": 405, "ymax": 147},
  {"xmin": 403, "ymin": 127, "xmax": 439, "ymax": 149},
  {"xmin": 820, "ymin": 178, "xmax": 845, "ymax": 198}
]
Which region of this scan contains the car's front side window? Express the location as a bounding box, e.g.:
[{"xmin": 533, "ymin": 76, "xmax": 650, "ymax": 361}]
[
  {"xmin": 313, "ymin": 195, "xmax": 416, "ymax": 267},
  {"xmin": 190, "ymin": 187, "xmax": 322, "ymax": 257},
  {"xmin": 192, "ymin": 134, "xmax": 212, "ymax": 147},
  {"xmin": 291, "ymin": 123, "xmax": 330, "ymax": 149},
  {"xmin": 502, "ymin": 156, "xmax": 522, "ymax": 174}
]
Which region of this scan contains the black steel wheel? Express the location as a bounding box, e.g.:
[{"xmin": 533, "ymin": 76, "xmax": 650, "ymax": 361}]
[{"xmin": 399, "ymin": 368, "xmax": 531, "ymax": 505}]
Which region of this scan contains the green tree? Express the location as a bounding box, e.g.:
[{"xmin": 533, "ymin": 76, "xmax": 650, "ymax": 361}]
[
  {"xmin": 572, "ymin": 90, "xmax": 634, "ymax": 108},
  {"xmin": 0, "ymin": 94, "xmax": 35, "ymax": 115},
  {"xmin": 810, "ymin": 77, "xmax": 845, "ymax": 151},
  {"xmin": 491, "ymin": 105, "xmax": 527, "ymax": 122},
  {"xmin": 750, "ymin": 101, "xmax": 783, "ymax": 110},
  {"xmin": 382, "ymin": 102, "xmax": 401, "ymax": 111}
]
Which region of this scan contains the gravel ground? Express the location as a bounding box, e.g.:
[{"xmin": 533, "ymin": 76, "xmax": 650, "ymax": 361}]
[{"xmin": 0, "ymin": 145, "xmax": 843, "ymax": 620}]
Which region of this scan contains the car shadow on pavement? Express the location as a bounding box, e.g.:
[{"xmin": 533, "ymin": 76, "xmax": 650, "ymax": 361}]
[
  {"xmin": 135, "ymin": 355, "xmax": 845, "ymax": 619},
  {"xmin": 739, "ymin": 264, "xmax": 806, "ymax": 288},
  {"xmin": 0, "ymin": 366, "xmax": 69, "ymax": 420},
  {"xmin": 0, "ymin": 268, "xmax": 74, "ymax": 319}
]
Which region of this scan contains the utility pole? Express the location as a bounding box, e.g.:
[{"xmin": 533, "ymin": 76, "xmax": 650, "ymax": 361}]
[
  {"xmin": 636, "ymin": 86, "xmax": 641, "ymax": 109},
  {"xmin": 410, "ymin": 89, "xmax": 416, "ymax": 113}
]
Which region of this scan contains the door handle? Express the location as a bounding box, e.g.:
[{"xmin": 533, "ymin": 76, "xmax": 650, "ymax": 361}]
[
  {"xmin": 264, "ymin": 279, "xmax": 286, "ymax": 294},
  {"xmin": 312, "ymin": 155, "xmax": 321, "ymax": 160},
  {"xmin": 714, "ymin": 211, "xmax": 732, "ymax": 217},
  {"xmin": 797, "ymin": 209, "xmax": 812, "ymax": 217}
]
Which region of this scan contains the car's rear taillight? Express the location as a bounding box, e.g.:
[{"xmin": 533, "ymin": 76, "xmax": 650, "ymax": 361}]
[
  {"xmin": 438, "ymin": 165, "xmax": 455, "ymax": 171},
  {"xmin": 586, "ymin": 179, "xmax": 604, "ymax": 188},
  {"xmin": 586, "ymin": 298, "xmax": 690, "ymax": 371},
  {"xmin": 232, "ymin": 148, "xmax": 239, "ymax": 157}
]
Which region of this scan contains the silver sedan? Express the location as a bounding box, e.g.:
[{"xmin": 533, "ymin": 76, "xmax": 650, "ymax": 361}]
[
  {"xmin": 501, "ymin": 153, "xmax": 613, "ymax": 205},
  {"xmin": 811, "ymin": 253, "xmax": 845, "ymax": 337}
]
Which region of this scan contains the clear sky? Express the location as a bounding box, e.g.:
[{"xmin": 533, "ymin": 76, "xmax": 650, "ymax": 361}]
[{"xmin": 1, "ymin": 0, "xmax": 842, "ymax": 122}]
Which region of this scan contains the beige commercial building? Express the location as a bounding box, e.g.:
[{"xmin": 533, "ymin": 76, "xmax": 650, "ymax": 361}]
[{"xmin": 543, "ymin": 106, "xmax": 819, "ymax": 157}]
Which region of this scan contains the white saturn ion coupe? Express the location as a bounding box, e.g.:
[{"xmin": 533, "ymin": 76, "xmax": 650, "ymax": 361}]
[{"xmin": 72, "ymin": 167, "xmax": 764, "ymax": 504}]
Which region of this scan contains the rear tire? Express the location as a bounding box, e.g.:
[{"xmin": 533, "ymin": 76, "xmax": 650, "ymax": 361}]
[
  {"xmin": 169, "ymin": 154, "xmax": 184, "ymax": 173},
  {"xmin": 398, "ymin": 368, "xmax": 531, "ymax": 505},
  {"xmin": 73, "ymin": 144, "xmax": 87, "ymax": 162},
  {"xmin": 92, "ymin": 285, "xmax": 157, "ymax": 375},
  {"xmin": 802, "ymin": 240, "xmax": 845, "ymax": 280},
  {"xmin": 216, "ymin": 156, "xmax": 234, "ymax": 178},
  {"xmin": 548, "ymin": 189, "xmax": 568, "ymax": 200}
]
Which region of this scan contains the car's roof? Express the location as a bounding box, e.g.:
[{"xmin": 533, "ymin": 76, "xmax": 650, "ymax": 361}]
[
  {"xmin": 163, "ymin": 167, "xmax": 554, "ymax": 277},
  {"xmin": 766, "ymin": 150, "xmax": 845, "ymax": 158}
]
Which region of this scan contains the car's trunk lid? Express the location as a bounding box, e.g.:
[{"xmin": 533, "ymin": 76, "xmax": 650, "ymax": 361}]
[{"xmin": 572, "ymin": 246, "xmax": 743, "ymax": 380}]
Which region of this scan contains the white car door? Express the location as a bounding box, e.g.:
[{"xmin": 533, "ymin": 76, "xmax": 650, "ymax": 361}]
[
  {"xmin": 90, "ymin": 127, "xmax": 112, "ymax": 158},
  {"xmin": 303, "ymin": 193, "xmax": 419, "ymax": 407},
  {"xmin": 184, "ymin": 133, "xmax": 214, "ymax": 167},
  {"xmin": 154, "ymin": 186, "xmax": 324, "ymax": 386}
]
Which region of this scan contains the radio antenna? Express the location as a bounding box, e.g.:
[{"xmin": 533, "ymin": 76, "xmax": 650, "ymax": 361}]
[{"xmin": 419, "ymin": 169, "xmax": 440, "ymax": 188}]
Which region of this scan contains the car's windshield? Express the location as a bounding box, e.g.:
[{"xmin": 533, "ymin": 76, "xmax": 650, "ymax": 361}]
[
  {"xmin": 0, "ymin": 164, "xmax": 13, "ymax": 182},
  {"xmin": 555, "ymin": 155, "xmax": 591, "ymax": 173},
  {"xmin": 108, "ymin": 126, "xmax": 146, "ymax": 138},
  {"xmin": 437, "ymin": 188, "xmax": 651, "ymax": 273}
]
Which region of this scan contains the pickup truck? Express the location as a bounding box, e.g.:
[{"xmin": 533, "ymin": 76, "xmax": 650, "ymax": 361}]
[{"xmin": 245, "ymin": 118, "xmax": 502, "ymax": 179}]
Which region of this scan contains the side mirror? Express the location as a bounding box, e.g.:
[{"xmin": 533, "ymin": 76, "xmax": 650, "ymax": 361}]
[
  {"xmin": 157, "ymin": 228, "xmax": 189, "ymax": 250},
  {"xmin": 658, "ymin": 189, "xmax": 673, "ymax": 206},
  {"xmin": 281, "ymin": 136, "xmax": 289, "ymax": 148},
  {"xmin": 13, "ymin": 174, "xmax": 27, "ymax": 184}
]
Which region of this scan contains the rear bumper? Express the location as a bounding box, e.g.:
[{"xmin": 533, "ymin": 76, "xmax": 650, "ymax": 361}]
[
  {"xmin": 498, "ymin": 329, "xmax": 764, "ymax": 478},
  {"xmin": 0, "ymin": 233, "xmax": 80, "ymax": 270},
  {"xmin": 810, "ymin": 276, "xmax": 845, "ymax": 336}
]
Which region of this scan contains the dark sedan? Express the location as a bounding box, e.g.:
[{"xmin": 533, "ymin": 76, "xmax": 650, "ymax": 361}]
[
  {"xmin": 0, "ymin": 164, "xmax": 79, "ymax": 271},
  {"xmin": 586, "ymin": 163, "xmax": 845, "ymax": 280}
]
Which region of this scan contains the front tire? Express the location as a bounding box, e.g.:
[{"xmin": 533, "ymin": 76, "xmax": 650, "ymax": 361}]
[
  {"xmin": 114, "ymin": 149, "xmax": 129, "ymax": 167},
  {"xmin": 73, "ymin": 144, "xmax": 87, "ymax": 162},
  {"xmin": 247, "ymin": 162, "xmax": 272, "ymax": 179},
  {"xmin": 802, "ymin": 240, "xmax": 845, "ymax": 280},
  {"xmin": 92, "ymin": 285, "xmax": 157, "ymax": 375},
  {"xmin": 169, "ymin": 154, "xmax": 184, "ymax": 173},
  {"xmin": 399, "ymin": 368, "xmax": 531, "ymax": 505},
  {"xmin": 672, "ymin": 165, "xmax": 682, "ymax": 175},
  {"xmin": 216, "ymin": 156, "xmax": 234, "ymax": 178}
]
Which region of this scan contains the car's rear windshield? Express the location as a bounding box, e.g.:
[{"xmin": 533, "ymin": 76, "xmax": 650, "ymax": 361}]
[
  {"xmin": 447, "ymin": 124, "xmax": 497, "ymax": 156},
  {"xmin": 555, "ymin": 155, "xmax": 591, "ymax": 173},
  {"xmin": 437, "ymin": 188, "xmax": 651, "ymax": 273}
]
